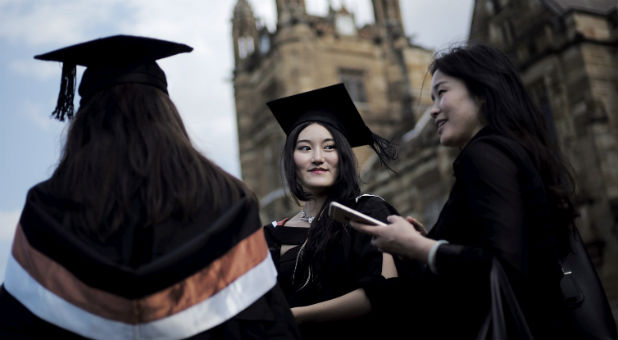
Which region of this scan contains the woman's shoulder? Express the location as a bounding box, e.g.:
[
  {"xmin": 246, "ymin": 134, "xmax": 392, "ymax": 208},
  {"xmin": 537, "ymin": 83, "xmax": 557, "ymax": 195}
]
[
  {"xmin": 354, "ymin": 194, "xmax": 385, "ymax": 210},
  {"xmin": 354, "ymin": 194, "xmax": 399, "ymax": 220},
  {"xmin": 354, "ymin": 194, "xmax": 385, "ymax": 205},
  {"xmin": 454, "ymin": 130, "xmax": 545, "ymax": 193},
  {"xmin": 462, "ymin": 129, "xmax": 528, "ymax": 162},
  {"xmin": 456, "ymin": 131, "xmax": 528, "ymax": 173}
]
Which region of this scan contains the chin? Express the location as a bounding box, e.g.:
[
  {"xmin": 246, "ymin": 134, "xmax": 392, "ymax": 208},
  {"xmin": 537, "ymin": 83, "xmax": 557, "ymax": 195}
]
[
  {"xmin": 304, "ymin": 182, "xmax": 334, "ymax": 193},
  {"xmin": 440, "ymin": 134, "xmax": 462, "ymax": 148},
  {"xmin": 439, "ymin": 135, "xmax": 453, "ymax": 147}
]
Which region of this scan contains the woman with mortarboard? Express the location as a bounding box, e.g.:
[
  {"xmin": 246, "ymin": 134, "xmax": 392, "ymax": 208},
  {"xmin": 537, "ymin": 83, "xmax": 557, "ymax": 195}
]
[
  {"xmin": 0, "ymin": 35, "xmax": 300, "ymax": 340},
  {"xmin": 264, "ymin": 84, "xmax": 403, "ymax": 339}
]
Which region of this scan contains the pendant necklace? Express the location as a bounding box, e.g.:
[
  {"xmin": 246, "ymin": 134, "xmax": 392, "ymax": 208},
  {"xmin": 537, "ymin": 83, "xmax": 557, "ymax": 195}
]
[{"xmin": 299, "ymin": 209, "xmax": 315, "ymax": 223}]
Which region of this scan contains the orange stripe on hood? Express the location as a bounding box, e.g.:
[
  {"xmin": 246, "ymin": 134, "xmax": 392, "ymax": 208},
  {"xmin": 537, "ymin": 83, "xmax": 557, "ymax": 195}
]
[{"xmin": 11, "ymin": 224, "xmax": 269, "ymax": 324}]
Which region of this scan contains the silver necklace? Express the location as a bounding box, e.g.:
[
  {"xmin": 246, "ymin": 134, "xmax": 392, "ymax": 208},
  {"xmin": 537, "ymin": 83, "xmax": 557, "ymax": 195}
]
[{"xmin": 299, "ymin": 209, "xmax": 315, "ymax": 223}]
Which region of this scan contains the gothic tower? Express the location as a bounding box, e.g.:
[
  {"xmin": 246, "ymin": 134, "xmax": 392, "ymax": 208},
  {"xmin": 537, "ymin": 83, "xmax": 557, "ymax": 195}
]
[
  {"xmin": 232, "ymin": 0, "xmax": 259, "ymax": 69},
  {"xmin": 371, "ymin": 0, "xmax": 416, "ymax": 131},
  {"xmin": 372, "ymin": 0, "xmax": 404, "ymax": 41},
  {"xmin": 276, "ymin": 0, "xmax": 307, "ymax": 27}
]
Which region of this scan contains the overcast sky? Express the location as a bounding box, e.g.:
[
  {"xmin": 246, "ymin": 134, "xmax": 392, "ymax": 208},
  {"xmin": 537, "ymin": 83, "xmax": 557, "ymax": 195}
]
[{"xmin": 0, "ymin": 0, "xmax": 474, "ymax": 282}]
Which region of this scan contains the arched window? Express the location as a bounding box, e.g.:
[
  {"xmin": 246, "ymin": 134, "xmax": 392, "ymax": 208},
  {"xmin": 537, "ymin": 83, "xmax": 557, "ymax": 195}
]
[
  {"xmin": 339, "ymin": 69, "xmax": 367, "ymax": 104},
  {"xmin": 238, "ymin": 36, "xmax": 255, "ymax": 59}
]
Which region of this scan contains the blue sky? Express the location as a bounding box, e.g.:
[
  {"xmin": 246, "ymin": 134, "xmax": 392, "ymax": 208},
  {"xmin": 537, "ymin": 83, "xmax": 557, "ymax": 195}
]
[{"xmin": 0, "ymin": 0, "xmax": 473, "ymax": 282}]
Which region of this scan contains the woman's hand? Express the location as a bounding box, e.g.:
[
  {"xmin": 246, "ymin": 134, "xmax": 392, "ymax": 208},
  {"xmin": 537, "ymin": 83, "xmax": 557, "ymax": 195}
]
[
  {"xmin": 291, "ymin": 306, "xmax": 309, "ymax": 324},
  {"xmin": 350, "ymin": 215, "xmax": 435, "ymax": 262},
  {"xmin": 407, "ymin": 215, "xmax": 427, "ymax": 235},
  {"xmin": 290, "ymin": 289, "xmax": 371, "ymax": 324}
]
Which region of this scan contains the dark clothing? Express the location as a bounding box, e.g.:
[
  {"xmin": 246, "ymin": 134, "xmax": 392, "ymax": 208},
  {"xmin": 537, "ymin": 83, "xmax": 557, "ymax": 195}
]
[
  {"xmin": 264, "ymin": 195, "xmax": 398, "ymax": 340},
  {"xmin": 0, "ymin": 181, "xmax": 300, "ymax": 340},
  {"xmin": 366, "ymin": 128, "xmax": 572, "ymax": 339}
]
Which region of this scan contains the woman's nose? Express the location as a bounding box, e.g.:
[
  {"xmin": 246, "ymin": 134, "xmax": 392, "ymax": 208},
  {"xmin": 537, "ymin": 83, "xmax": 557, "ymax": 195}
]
[
  {"xmin": 430, "ymin": 103, "xmax": 439, "ymax": 119},
  {"xmin": 311, "ymin": 149, "xmax": 324, "ymax": 163}
]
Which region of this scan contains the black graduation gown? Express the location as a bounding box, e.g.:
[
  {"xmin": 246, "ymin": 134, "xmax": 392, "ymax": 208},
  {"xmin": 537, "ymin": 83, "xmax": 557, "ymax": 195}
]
[
  {"xmin": 264, "ymin": 195, "xmax": 398, "ymax": 340},
  {"xmin": 0, "ymin": 181, "xmax": 300, "ymax": 340},
  {"xmin": 365, "ymin": 128, "xmax": 572, "ymax": 339}
]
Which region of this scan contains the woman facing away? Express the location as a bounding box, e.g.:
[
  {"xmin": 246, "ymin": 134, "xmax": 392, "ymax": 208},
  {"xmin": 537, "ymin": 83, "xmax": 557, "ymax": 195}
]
[
  {"xmin": 0, "ymin": 35, "xmax": 300, "ymax": 340},
  {"xmin": 351, "ymin": 44, "xmax": 615, "ymax": 339},
  {"xmin": 263, "ymin": 83, "xmax": 400, "ymax": 339}
]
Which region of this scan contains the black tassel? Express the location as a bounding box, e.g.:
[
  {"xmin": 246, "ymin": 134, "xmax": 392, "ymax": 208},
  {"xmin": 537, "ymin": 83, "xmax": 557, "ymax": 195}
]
[
  {"xmin": 51, "ymin": 63, "xmax": 76, "ymax": 121},
  {"xmin": 371, "ymin": 133, "xmax": 398, "ymax": 173}
]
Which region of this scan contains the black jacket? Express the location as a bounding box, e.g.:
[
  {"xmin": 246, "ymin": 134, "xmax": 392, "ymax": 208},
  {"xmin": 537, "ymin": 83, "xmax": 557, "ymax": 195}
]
[{"xmin": 367, "ymin": 128, "xmax": 572, "ymax": 339}]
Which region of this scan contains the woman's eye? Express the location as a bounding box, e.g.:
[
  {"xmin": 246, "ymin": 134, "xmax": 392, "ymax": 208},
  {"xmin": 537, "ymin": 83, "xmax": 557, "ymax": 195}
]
[
  {"xmin": 324, "ymin": 144, "xmax": 336, "ymax": 150},
  {"xmin": 297, "ymin": 145, "xmax": 310, "ymax": 151}
]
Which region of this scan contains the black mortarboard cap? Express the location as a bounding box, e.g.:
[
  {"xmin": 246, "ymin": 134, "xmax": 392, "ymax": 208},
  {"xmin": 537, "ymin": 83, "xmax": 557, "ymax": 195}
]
[
  {"xmin": 267, "ymin": 83, "xmax": 397, "ymax": 165},
  {"xmin": 34, "ymin": 35, "xmax": 193, "ymax": 121},
  {"xmin": 267, "ymin": 83, "xmax": 374, "ymax": 147}
]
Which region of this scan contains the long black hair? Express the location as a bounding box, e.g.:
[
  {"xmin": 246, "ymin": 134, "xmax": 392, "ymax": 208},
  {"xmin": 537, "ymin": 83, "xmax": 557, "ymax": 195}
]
[
  {"xmin": 48, "ymin": 84, "xmax": 253, "ymax": 241},
  {"xmin": 430, "ymin": 44, "xmax": 577, "ymax": 230},
  {"xmin": 281, "ymin": 121, "xmax": 361, "ymax": 290}
]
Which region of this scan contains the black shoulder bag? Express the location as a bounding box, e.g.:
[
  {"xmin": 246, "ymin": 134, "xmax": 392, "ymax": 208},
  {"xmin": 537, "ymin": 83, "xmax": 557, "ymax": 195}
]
[
  {"xmin": 559, "ymin": 227, "xmax": 617, "ymax": 340},
  {"xmin": 477, "ymin": 135, "xmax": 617, "ymax": 340}
]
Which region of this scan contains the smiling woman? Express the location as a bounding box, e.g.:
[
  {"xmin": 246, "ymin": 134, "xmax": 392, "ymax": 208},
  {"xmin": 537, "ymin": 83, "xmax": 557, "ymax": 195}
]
[
  {"xmin": 348, "ymin": 44, "xmax": 615, "ymax": 339},
  {"xmin": 263, "ymin": 83, "xmax": 401, "ymax": 340}
]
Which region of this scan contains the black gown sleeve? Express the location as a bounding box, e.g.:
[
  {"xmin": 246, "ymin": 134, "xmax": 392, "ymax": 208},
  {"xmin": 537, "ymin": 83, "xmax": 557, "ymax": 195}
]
[
  {"xmin": 350, "ymin": 195, "xmax": 411, "ymax": 325},
  {"xmin": 354, "ymin": 195, "xmax": 399, "ymax": 223},
  {"xmin": 342, "ymin": 196, "xmax": 402, "ymax": 339},
  {"xmin": 352, "ymin": 196, "xmax": 400, "ymax": 284}
]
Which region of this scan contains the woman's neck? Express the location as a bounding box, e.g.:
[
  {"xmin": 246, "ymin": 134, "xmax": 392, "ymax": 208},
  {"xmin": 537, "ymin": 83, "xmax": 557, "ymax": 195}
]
[{"xmin": 302, "ymin": 196, "xmax": 326, "ymax": 218}]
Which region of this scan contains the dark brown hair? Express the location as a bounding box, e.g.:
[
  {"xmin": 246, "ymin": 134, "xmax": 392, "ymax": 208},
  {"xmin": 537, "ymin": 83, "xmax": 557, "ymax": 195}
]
[{"xmin": 48, "ymin": 84, "xmax": 252, "ymax": 240}]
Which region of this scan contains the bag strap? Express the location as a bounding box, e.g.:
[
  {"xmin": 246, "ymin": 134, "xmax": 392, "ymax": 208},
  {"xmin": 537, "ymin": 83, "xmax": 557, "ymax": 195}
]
[{"xmin": 477, "ymin": 259, "xmax": 534, "ymax": 340}]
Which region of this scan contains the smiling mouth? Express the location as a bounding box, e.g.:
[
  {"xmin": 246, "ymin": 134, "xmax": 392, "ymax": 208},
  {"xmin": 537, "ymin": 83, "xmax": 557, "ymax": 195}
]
[
  {"xmin": 436, "ymin": 119, "xmax": 447, "ymax": 129},
  {"xmin": 309, "ymin": 168, "xmax": 328, "ymax": 173}
]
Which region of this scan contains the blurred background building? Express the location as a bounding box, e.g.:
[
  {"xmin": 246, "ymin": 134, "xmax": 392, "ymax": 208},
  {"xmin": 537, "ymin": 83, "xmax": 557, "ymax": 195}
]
[{"xmin": 232, "ymin": 0, "xmax": 618, "ymax": 324}]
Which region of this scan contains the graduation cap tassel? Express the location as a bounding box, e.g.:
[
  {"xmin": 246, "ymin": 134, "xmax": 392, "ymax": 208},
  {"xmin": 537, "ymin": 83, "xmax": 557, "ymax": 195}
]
[
  {"xmin": 371, "ymin": 133, "xmax": 398, "ymax": 172},
  {"xmin": 50, "ymin": 63, "xmax": 76, "ymax": 121}
]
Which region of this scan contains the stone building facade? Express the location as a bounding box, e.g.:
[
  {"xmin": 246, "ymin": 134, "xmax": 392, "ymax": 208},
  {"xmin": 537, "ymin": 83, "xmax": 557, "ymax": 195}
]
[
  {"xmin": 231, "ymin": 0, "xmax": 434, "ymax": 221},
  {"xmin": 232, "ymin": 0, "xmax": 618, "ymax": 324}
]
